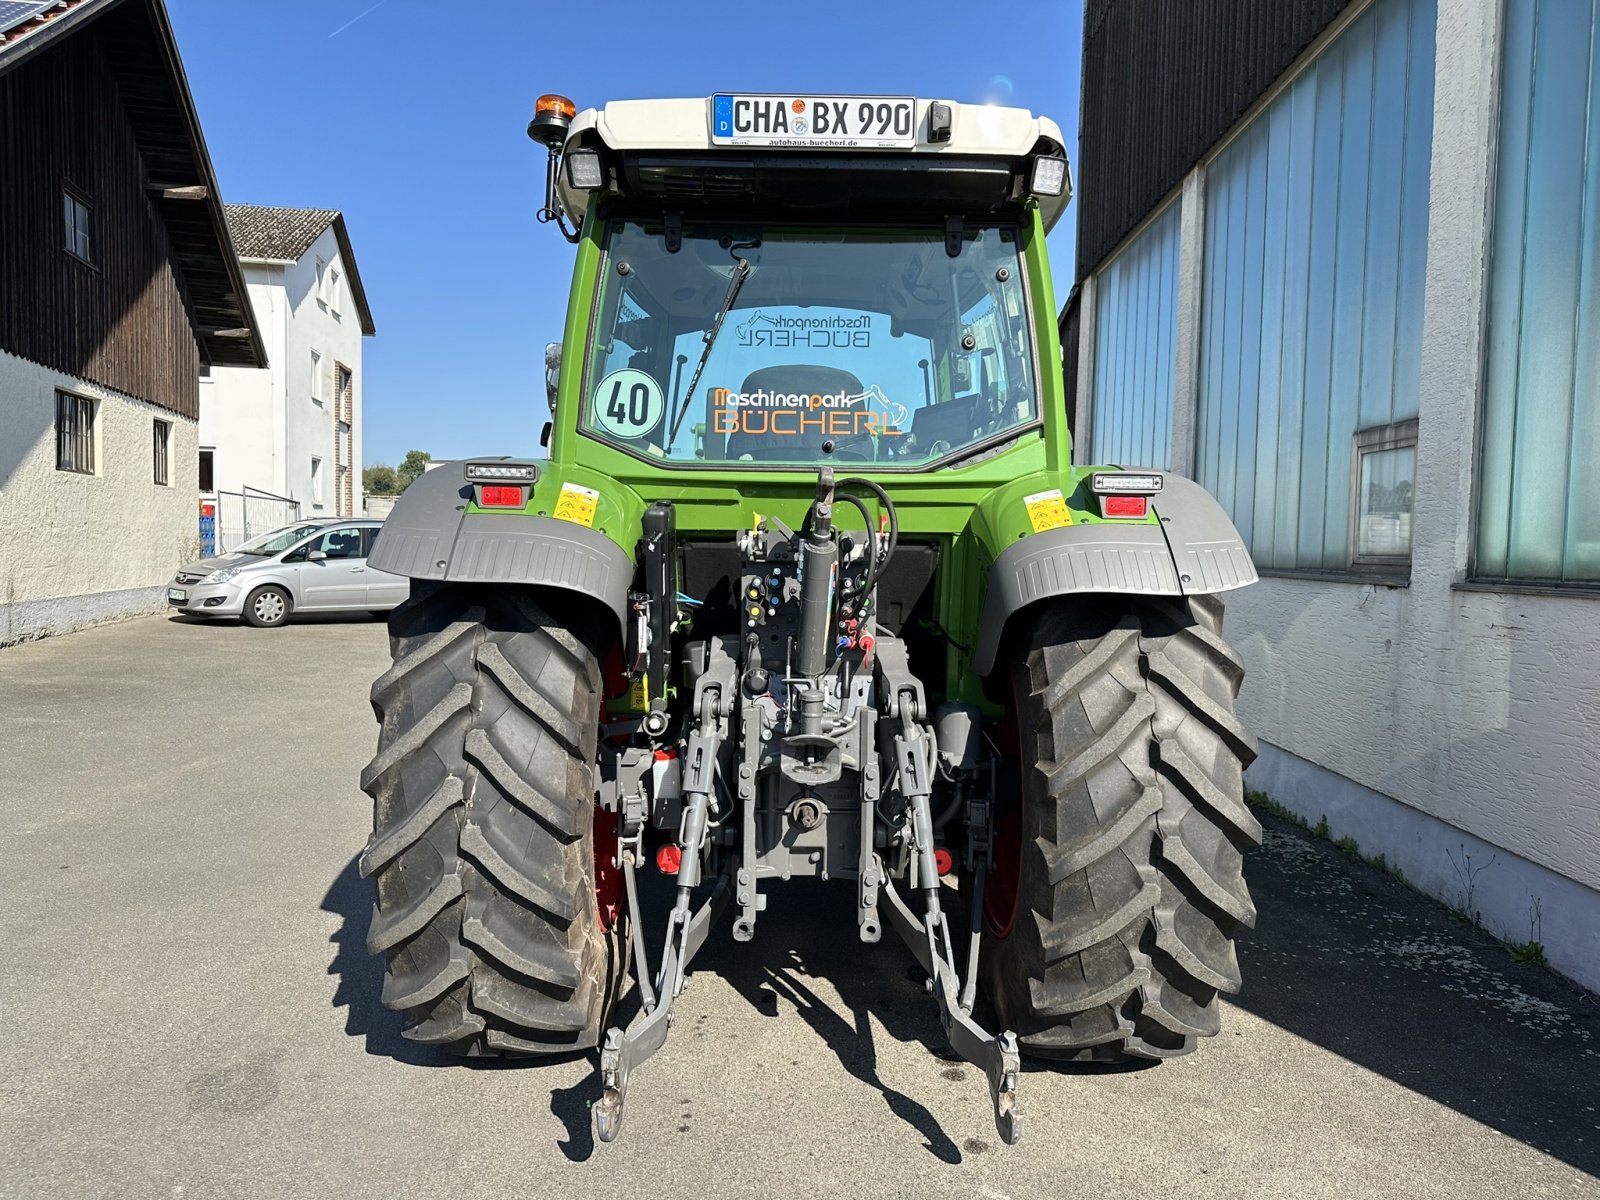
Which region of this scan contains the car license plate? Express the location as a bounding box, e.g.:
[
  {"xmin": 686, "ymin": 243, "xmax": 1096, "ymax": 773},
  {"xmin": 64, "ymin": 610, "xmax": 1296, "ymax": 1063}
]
[
  {"xmin": 710, "ymin": 94, "xmax": 916, "ymax": 149},
  {"xmin": 167, "ymin": 588, "xmax": 187, "ymax": 602}
]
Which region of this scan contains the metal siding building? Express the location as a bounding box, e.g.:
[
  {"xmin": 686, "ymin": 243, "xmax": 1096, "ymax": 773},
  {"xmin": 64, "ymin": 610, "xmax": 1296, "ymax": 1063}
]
[{"xmin": 1071, "ymin": 0, "xmax": 1600, "ymax": 990}]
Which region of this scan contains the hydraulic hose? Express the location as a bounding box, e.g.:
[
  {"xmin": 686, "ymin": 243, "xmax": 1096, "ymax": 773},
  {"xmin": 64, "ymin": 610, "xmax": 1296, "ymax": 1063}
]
[
  {"xmin": 836, "ymin": 476, "xmax": 898, "ymax": 591},
  {"xmin": 834, "ymin": 492, "xmax": 876, "ymax": 599}
]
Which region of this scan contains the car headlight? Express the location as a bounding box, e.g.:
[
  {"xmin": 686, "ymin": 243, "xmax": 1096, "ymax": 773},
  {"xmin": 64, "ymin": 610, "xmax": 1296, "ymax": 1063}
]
[{"xmin": 204, "ymin": 567, "xmax": 240, "ymax": 584}]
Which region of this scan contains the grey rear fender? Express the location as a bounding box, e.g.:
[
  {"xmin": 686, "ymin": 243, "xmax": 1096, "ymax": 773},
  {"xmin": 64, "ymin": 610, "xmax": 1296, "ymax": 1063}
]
[
  {"xmin": 367, "ymin": 461, "xmax": 631, "ymax": 639},
  {"xmin": 972, "ymin": 472, "xmax": 1257, "ymax": 676}
]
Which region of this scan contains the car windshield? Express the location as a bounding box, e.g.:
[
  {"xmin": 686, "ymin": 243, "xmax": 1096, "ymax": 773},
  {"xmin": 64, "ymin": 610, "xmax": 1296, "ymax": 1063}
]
[
  {"xmin": 582, "ymin": 220, "xmax": 1039, "ymax": 467},
  {"xmin": 236, "ymin": 523, "xmax": 325, "ymax": 556}
]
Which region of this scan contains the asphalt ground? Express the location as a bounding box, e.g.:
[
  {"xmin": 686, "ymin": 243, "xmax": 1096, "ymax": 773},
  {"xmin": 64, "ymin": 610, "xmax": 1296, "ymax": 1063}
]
[{"xmin": 1, "ymin": 612, "xmax": 1597, "ymax": 1199}]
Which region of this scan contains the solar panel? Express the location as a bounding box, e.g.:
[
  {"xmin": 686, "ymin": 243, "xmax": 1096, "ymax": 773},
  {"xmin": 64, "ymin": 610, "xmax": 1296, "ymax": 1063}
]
[{"xmin": 0, "ymin": 1, "xmax": 58, "ymax": 38}]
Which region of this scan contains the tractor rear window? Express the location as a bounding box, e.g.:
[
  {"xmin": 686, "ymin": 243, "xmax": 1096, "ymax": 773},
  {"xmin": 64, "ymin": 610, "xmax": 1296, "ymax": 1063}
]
[{"xmin": 581, "ymin": 220, "xmax": 1039, "ymax": 467}]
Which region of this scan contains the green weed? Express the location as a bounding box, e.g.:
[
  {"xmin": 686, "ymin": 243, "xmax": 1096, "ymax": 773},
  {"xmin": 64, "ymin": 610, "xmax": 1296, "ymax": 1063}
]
[
  {"xmin": 1507, "ymin": 940, "xmax": 1547, "ymax": 967},
  {"xmin": 1245, "ymin": 789, "xmax": 1308, "ymax": 829}
]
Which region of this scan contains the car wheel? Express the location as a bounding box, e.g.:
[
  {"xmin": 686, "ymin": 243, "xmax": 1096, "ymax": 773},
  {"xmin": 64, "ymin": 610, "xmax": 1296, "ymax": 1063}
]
[{"xmin": 242, "ymin": 586, "xmax": 291, "ymax": 628}]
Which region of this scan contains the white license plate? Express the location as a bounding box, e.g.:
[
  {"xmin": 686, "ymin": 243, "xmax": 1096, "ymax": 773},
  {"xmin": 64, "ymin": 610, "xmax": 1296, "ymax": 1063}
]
[
  {"xmin": 710, "ymin": 94, "xmax": 916, "ymax": 149},
  {"xmin": 167, "ymin": 588, "xmax": 187, "ymax": 602}
]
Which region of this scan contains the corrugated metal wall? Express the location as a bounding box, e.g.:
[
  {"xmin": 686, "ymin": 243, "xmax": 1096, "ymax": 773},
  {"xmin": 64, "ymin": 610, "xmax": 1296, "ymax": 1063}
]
[
  {"xmin": 1194, "ymin": 0, "xmax": 1435, "ymax": 570},
  {"xmin": 1091, "ymin": 200, "xmax": 1180, "ymax": 468},
  {"xmin": 1078, "ymin": 0, "xmax": 1358, "ymax": 280}
]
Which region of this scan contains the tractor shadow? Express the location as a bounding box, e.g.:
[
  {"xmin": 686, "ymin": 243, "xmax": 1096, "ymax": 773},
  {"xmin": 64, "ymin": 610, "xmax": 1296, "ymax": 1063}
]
[
  {"xmin": 322, "ymin": 854, "xmax": 604, "ymax": 1162},
  {"xmin": 321, "ymin": 854, "xmax": 443, "ymax": 1067},
  {"xmin": 323, "ymin": 854, "xmax": 1145, "ymax": 1164},
  {"xmin": 679, "ymin": 873, "xmax": 967, "ymax": 1163}
]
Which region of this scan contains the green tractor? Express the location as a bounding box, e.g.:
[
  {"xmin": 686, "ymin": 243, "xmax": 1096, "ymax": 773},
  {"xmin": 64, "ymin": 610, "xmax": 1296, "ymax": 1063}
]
[{"xmin": 360, "ymin": 91, "xmax": 1261, "ymax": 1145}]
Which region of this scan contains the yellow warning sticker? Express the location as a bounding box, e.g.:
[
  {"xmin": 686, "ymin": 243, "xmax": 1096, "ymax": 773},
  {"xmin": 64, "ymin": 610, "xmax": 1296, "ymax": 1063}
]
[
  {"xmin": 628, "ymin": 673, "xmax": 650, "ymax": 712},
  {"xmin": 1024, "ymin": 489, "xmax": 1074, "ymax": 533},
  {"xmin": 552, "ymin": 482, "xmax": 600, "ymax": 527}
]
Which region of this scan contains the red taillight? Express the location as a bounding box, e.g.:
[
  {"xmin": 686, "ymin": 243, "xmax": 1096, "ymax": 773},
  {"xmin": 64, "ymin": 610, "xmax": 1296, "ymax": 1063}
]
[
  {"xmin": 1102, "ymin": 495, "xmax": 1148, "ymax": 519},
  {"xmin": 479, "ymin": 485, "xmax": 526, "ymax": 508},
  {"xmin": 655, "ymin": 844, "xmax": 683, "ymax": 875}
]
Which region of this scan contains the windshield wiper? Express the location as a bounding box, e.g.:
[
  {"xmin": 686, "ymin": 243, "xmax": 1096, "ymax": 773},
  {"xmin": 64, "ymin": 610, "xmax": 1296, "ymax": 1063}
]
[{"xmin": 666, "ymin": 251, "xmax": 754, "ymax": 452}]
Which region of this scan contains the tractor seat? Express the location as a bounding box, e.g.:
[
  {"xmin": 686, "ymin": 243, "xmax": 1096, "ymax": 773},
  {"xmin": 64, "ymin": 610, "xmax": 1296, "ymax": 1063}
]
[{"xmin": 721, "ymin": 365, "xmax": 877, "ymax": 462}]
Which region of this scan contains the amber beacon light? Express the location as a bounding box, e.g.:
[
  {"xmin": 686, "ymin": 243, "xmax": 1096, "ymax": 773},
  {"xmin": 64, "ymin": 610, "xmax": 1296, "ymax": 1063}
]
[{"xmin": 527, "ymin": 93, "xmax": 577, "ymax": 146}]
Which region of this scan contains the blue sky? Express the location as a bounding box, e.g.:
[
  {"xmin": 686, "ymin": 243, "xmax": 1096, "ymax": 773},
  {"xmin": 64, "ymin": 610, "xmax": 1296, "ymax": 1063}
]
[{"xmin": 166, "ymin": 0, "xmax": 1083, "ymax": 467}]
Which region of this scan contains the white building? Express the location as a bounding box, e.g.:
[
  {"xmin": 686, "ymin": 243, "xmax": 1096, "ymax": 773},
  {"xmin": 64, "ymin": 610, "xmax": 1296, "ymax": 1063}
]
[
  {"xmin": 201, "ymin": 205, "xmax": 375, "ymax": 547},
  {"xmin": 1070, "ymin": 0, "xmax": 1599, "ymax": 988}
]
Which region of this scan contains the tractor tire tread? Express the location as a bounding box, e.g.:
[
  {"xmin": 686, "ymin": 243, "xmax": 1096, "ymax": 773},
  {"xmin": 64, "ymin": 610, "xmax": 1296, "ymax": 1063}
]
[
  {"xmin": 982, "ymin": 597, "xmax": 1258, "ymax": 1063},
  {"xmin": 362, "ymin": 586, "xmax": 621, "ymax": 1056}
]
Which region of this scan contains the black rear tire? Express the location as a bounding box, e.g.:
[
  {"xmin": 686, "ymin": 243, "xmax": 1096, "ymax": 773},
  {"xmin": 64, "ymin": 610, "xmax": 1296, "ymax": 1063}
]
[
  {"xmin": 980, "ymin": 595, "xmax": 1260, "ymax": 1062},
  {"xmin": 359, "ymin": 584, "xmax": 626, "ymax": 1055}
]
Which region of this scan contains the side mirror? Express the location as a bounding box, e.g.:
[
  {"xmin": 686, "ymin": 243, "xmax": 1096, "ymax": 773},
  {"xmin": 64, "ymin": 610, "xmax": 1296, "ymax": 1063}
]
[
  {"xmin": 308, "ymin": 550, "xmax": 327, "ymax": 562},
  {"xmin": 544, "ymin": 342, "xmax": 561, "ymax": 415},
  {"xmin": 539, "ymin": 421, "xmax": 553, "ymax": 449}
]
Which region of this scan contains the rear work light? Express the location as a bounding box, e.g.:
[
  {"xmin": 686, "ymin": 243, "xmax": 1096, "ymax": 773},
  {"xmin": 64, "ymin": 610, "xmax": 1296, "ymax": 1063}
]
[
  {"xmin": 1031, "ymin": 155, "xmax": 1069, "ymax": 198},
  {"xmin": 1090, "ymin": 471, "xmax": 1163, "ymax": 495},
  {"xmin": 565, "ymin": 150, "xmax": 604, "ymax": 190},
  {"xmin": 465, "ymin": 462, "xmax": 539, "ymax": 483},
  {"xmin": 478, "ymin": 485, "xmax": 526, "ymax": 508},
  {"xmin": 1090, "ymin": 471, "xmax": 1161, "ymax": 520}
]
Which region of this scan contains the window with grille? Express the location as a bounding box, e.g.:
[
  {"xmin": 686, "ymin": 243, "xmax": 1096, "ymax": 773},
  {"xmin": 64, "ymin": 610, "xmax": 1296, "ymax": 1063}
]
[
  {"xmin": 63, "ymin": 190, "xmax": 91, "ymax": 263},
  {"xmin": 56, "ymin": 392, "xmax": 96, "ymax": 474},
  {"xmin": 153, "ymin": 420, "xmax": 171, "ymax": 486}
]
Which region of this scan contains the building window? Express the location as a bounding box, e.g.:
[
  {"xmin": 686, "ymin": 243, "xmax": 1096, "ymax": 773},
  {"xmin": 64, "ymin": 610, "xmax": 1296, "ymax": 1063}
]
[
  {"xmin": 63, "ymin": 189, "xmax": 91, "ymax": 263},
  {"xmin": 311, "ymin": 456, "xmax": 324, "ymax": 505},
  {"xmin": 328, "ymin": 266, "xmax": 342, "ymax": 315},
  {"xmin": 153, "ymin": 419, "xmax": 172, "ymax": 486},
  {"xmin": 310, "ymin": 349, "xmax": 323, "ymax": 404},
  {"xmin": 55, "ymin": 391, "xmax": 96, "ymax": 474},
  {"xmin": 315, "ymin": 256, "xmax": 327, "ymax": 308},
  {"xmin": 1193, "ymin": 0, "xmax": 1436, "ymax": 571},
  {"xmin": 1476, "ymin": 0, "xmax": 1600, "ymax": 584},
  {"xmin": 199, "ymin": 448, "xmax": 215, "ymax": 493},
  {"xmin": 1351, "ymin": 419, "xmax": 1417, "ymax": 566},
  {"xmin": 1091, "ymin": 199, "xmax": 1180, "ymax": 469}
]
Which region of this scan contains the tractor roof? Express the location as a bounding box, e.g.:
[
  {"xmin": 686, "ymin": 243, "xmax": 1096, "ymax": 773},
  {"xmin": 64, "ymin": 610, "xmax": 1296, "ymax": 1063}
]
[{"xmin": 557, "ymin": 97, "xmax": 1070, "ymax": 233}]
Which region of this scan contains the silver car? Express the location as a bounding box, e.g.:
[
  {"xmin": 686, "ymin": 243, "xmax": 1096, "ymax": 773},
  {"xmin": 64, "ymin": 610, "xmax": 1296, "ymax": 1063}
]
[{"xmin": 167, "ymin": 519, "xmax": 409, "ymax": 627}]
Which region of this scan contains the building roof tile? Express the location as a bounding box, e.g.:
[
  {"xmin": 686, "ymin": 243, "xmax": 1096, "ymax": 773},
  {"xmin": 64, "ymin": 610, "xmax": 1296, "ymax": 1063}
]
[
  {"xmin": 224, "ymin": 204, "xmax": 340, "ymax": 261},
  {"xmin": 224, "ymin": 204, "xmax": 376, "ymax": 335}
]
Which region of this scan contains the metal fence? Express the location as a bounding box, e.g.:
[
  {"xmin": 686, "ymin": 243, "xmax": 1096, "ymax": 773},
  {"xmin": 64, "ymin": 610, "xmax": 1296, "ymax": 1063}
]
[{"xmin": 212, "ymin": 487, "xmax": 301, "ymax": 553}]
